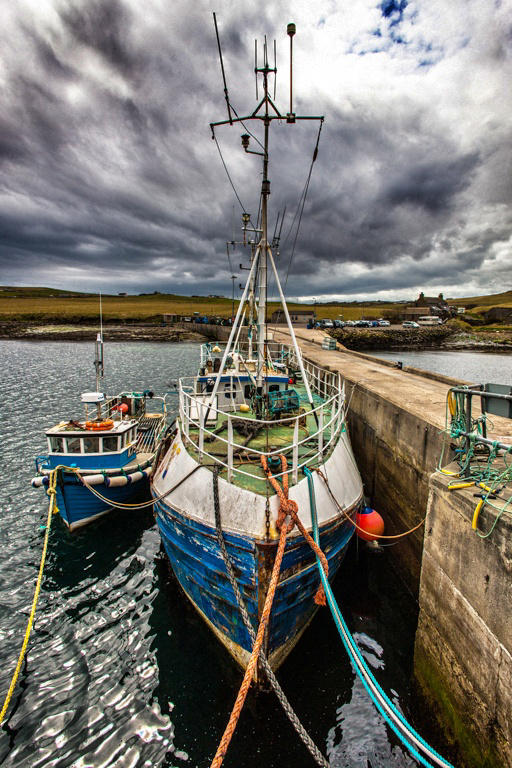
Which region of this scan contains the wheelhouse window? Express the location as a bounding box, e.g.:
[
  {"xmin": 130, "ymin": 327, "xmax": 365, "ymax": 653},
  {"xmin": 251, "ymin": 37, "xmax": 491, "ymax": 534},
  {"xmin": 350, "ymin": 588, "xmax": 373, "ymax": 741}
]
[
  {"xmin": 83, "ymin": 436, "xmax": 100, "ymax": 454},
  {"xmin": 65, "ymin": 437, "xmax": 82, "ymax": 454},
  {"xmin": 49, "ymin": 436, "xmax": 64, "ymax": 453},
  {"xmin": 223, "ymin": 383, "xmax": 236, "ymax": 399},
  {"xmin": 102, "ymin": 436, "xmax": 119, "ymax": 453}
]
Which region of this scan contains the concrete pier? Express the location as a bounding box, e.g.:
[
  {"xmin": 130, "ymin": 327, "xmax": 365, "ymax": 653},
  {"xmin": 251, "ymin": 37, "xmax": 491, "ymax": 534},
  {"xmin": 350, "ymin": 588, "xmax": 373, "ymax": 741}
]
[{"xmin": 271, "ymin": 328, "xmax": 512, "ymax": 768}]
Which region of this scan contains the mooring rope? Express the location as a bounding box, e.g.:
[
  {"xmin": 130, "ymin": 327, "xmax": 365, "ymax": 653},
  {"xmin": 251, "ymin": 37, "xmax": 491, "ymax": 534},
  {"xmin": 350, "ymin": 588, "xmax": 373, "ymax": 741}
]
[
  {"xmin": 211, "ymin": 454, "xmax": 330, "ymax": 767},
  {"xmin": 304, "ymin": 467, "xmax": 454, "ymax": 768},
  {"xmin": 50, "ymin": 463, "xmax": 202, "ymax": 512},
  {"xmin": 211, "ymin": 466, "xmax": 330, "ymax": 768},
  {"xmin": 210, "ymin": 494, "xmax": 289, "ymax": 768},
  {"xmin": 314, "ymin": 469, "xmax": 427, "ymax": 540},
  {"xmin": 0, "ymin": 469, "xmax": 58, "ymax": 724},
  {"xmin": 261, "ymin": 455, "xmax": 328, "ymax": 605}
]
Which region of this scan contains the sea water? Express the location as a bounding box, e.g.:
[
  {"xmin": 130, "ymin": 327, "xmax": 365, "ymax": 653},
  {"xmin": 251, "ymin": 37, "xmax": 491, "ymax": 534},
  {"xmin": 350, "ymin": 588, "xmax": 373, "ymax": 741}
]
[
  {"xmin": 0, "ymin": 340, "xmax": 442, "ymax": 767},
  {"xmin": 369, "ymin": 348, "xmax": 512, "ymax": 385}
]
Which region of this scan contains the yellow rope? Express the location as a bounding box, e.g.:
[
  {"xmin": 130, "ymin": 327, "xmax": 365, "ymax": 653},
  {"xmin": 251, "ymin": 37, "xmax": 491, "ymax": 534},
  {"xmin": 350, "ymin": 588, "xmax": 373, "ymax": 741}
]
[{"xmin": 0, "ymin": 469, "xmax": 57, "ymax": 724}]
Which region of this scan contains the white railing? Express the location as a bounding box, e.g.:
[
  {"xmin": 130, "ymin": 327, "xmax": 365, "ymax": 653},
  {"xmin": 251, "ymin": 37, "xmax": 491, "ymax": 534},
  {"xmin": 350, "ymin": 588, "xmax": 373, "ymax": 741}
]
[
  {"xmin": 199, "ymin": 341, "xmax": 290, "ymax": 371},
  {"xmin": 178, "ymin": 353, "xmax": 346, "ymax": 484},
  {"xmin": 82, "ymin": 392, "xmax": 166, "ymax": 421}
]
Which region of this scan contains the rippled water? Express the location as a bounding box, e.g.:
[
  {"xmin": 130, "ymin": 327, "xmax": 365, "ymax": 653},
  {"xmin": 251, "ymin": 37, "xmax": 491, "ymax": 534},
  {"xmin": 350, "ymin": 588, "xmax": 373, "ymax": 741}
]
[
  {"xmin": 369, "ymin": 348, "xmax": 512, "ymax": 385},
  {"xmin": 0, "ymin": 340, "xmax": 428, "ymax": 767}
]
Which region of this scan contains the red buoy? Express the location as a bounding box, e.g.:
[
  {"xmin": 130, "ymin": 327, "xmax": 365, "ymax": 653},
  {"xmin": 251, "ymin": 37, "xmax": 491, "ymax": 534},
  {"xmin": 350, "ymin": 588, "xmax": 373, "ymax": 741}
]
[{"xmin": 355, "ymin": 507, "xmax": 385, "ymax": 541}]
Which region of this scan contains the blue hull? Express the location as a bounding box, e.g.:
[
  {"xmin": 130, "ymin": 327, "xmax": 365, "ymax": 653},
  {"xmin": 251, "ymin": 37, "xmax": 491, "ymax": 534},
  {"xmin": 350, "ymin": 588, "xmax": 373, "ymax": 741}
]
[
  {"xmin": 155, "ymin": 498, "xmax": 354, "ymax": 667},
  {"xmin": 56, "ymin": 474, "xmax": 150, "ymax": 530}
]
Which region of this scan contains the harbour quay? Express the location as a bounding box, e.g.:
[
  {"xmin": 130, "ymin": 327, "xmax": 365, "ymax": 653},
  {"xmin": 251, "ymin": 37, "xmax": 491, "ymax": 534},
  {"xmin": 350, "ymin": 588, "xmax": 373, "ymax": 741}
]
[{"xmin": 268, "ymin": 327, "xmax": 511, "ymax": 768}]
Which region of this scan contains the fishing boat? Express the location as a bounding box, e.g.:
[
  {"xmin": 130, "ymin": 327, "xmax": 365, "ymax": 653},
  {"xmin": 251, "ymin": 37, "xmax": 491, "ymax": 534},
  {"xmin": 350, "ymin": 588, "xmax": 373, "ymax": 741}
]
[
  {"xmin": 151, "ymin": 22, "xmax": 364, "ymax": 676},
  {"xmin": 31, "ymin": 331, "xmax": 167, "ymax": 530}
]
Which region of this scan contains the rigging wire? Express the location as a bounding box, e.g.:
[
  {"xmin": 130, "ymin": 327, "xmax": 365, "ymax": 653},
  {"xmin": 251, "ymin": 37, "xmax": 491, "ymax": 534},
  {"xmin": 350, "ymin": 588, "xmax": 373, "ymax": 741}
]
[
  {"xmin": 282, "ymin": 120, "xmax": 323, "ymax": 294},
  {"xmin": 213, "ymin": 133, "xmax": 247, "ymax": 215},
  {"xmin": 268, "ymin": 120, "xmax": 324, "ymax": 322}
]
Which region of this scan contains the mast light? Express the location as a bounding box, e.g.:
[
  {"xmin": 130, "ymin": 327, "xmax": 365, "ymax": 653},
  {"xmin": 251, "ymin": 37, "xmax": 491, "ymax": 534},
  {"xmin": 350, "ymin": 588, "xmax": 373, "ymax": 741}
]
[
  {"xmin": 242, "ymin": 212, "xmax": 251, "ymax": 226},
  {"xmin": 241, "ymin": 134, "xmax": 250, "ymax": 149}
]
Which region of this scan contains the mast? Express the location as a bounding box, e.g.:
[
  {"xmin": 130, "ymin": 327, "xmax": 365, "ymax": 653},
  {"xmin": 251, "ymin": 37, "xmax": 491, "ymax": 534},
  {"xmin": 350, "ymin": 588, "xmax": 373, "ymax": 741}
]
[
  {"xmin": 94, "ymin": 293, "xmax": 104, "ymax": 418},
  {"xmin": 256, "ymin": 46, "xmax": 271, "ymax": 389},
  {"xmin": 209, "ymin": 20, "xmax": 324, "ymax": 415}
]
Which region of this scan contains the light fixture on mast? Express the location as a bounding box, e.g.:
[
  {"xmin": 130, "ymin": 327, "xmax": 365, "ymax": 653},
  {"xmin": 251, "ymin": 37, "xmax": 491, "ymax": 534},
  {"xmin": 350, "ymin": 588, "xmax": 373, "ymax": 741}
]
[{"xmin": 286, "ymin": 22, "xmax": 296, "ymax": 123}]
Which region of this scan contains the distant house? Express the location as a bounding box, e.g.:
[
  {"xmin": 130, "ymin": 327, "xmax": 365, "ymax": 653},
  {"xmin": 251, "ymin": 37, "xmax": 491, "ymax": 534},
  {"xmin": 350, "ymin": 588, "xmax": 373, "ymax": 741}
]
[
  {"xmin": 271, "ymin": 309, "xmax": 316, "ymax": 325},
  {"xmin": 402, "ymin": 291, "xmax": 454, "ymax": 320},
  {"xmin": 402, "ymin": 307, "xmax": 428, "ymax": 321},
  {"xmin": 415, "ymin": 292, "xmax": 447, "ymax": 312},
  {"xmin": 483, "ymin": 307, "xmax": 512, "ymax": 324}
]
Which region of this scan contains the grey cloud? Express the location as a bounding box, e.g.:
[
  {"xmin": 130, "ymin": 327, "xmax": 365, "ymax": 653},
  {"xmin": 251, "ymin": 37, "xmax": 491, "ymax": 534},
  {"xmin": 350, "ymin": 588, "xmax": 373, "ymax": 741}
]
[{"xmin": 0, "ymin": 1, "xmax": 510, "ymax": 301}]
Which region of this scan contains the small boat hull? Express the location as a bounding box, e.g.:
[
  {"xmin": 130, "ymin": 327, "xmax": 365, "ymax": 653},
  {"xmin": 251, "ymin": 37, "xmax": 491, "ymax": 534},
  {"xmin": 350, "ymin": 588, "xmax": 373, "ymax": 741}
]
[{"xmin": 55, "ymin": 471, "xmax": 151, "ymax": 531}]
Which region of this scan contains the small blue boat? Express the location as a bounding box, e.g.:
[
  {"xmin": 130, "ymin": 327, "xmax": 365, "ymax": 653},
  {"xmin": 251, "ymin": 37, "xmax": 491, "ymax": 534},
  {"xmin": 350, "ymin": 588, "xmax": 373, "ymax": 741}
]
[{"xmin": 32, "ymin": 332, "xmax": 167, "ymax": 530}]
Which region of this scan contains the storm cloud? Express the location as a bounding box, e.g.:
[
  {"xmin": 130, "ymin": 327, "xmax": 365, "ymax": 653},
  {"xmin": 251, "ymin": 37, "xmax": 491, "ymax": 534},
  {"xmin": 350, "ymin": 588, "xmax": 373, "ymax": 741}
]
[{"xmin": 0, "ymin": 0, "xmax": 511, "ymax": 302}]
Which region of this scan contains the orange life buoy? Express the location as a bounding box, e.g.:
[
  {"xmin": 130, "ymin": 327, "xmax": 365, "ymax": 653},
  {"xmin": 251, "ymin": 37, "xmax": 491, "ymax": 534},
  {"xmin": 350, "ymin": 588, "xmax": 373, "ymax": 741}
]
[{"xmin": 85, "ymin": 419, "xmax": 114, "ymax": 431}]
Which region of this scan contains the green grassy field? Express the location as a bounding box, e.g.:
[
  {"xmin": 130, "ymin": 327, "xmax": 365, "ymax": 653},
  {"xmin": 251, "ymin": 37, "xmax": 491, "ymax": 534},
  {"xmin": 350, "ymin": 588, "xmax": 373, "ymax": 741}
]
[
  {"xmin": 0, "ymin": 287, "xmax": 402, "ymax": 322},
  {"xmin": 0, "ymin": 285, "xmax": 508, "ymax": 323}
]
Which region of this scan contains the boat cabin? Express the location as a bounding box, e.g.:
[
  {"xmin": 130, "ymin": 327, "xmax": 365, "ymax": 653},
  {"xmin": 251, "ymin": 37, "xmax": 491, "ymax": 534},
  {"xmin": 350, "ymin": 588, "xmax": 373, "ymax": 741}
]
[
  {"xmin": 196, "ymin": 348, "xmax": 291, "ymax": 409},
  {"xmin": 45, "ymin": 419, "xmax": 139, "ymax": 470}
]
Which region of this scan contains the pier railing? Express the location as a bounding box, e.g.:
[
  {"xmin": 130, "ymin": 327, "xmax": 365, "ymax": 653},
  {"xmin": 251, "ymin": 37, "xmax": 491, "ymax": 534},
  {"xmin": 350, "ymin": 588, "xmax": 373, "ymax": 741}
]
[{"xmin": 178, "ymin": 347, "xmax": 347, "ymax": 483}]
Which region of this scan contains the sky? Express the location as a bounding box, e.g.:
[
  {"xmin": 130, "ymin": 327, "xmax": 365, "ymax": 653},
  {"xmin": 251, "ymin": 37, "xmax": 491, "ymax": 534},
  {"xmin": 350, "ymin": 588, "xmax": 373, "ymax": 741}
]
[{"xmin": 1, "ymin": 0, "xmax": 511, "ymax": 303}]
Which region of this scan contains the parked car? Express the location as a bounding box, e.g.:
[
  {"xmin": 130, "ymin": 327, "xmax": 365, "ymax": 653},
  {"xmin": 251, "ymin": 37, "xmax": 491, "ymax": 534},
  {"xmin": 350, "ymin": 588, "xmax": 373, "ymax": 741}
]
[
  {"xmin": 344, "ymin": 320, "xmax": 356, "ymax": 326},
  {"xmin": 379, "ymin": 320, "xmax": 390, "ymax": 326},
  {"xmin": 333, "ymin": 319, "xmax": 344, "ymax": 328},
  {"xmin": 317, "ymin": 319, "xmax": 334, "ymax": 328},
  {"xmin": 355, "ymin": 320, "xmax": 371, "ymax": 328},
  {"xmin": 402, "ymin": 320, "xmax": 420, "ymax": 328},
  {"xmin": 370, "ymin": 321, "xmax": 380, "ymax": 327}
]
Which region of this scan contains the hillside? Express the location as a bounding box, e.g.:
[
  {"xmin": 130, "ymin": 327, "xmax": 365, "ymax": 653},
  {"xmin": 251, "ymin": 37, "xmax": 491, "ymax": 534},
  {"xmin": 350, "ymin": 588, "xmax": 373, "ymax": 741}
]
[{"xmin": 448, "ymin": 290, "xmax": 512, "ymax": 312}]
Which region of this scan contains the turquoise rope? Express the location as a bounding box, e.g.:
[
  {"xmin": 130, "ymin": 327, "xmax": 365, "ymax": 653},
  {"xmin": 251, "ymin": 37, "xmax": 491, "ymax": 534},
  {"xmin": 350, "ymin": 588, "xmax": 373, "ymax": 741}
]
[{"xmin": 304, "ymin": 467, "xmax": 454, "ymax": 768}]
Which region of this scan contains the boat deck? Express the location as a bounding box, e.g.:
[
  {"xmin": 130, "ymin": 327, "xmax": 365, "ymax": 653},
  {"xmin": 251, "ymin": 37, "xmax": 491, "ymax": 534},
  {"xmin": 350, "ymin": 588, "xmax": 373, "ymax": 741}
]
[{"xmin": 184, "ymin": 385, "xmax": 336, "ymax": 494}]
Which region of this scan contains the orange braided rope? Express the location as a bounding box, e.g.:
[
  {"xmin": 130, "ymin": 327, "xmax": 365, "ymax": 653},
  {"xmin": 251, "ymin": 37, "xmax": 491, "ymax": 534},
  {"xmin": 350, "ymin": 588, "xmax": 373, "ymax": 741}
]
[
  {"xmin": 210, "ymin": 455, "xmax": 330, "ymax": 768},
  {"xmin": 210, "ymin": 506, "xmax": 288, "ymax": 768},
  {"xmin": 261, "ymin": 455, "xmax": 329, "ymax": 606}
]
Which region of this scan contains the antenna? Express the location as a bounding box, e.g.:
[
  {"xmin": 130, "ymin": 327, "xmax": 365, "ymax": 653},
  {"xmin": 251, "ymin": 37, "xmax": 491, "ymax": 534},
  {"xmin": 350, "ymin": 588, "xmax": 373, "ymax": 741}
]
[
  {"xmin": 213, "ymin": 13, "xmax": 233, "ymax": 125},
  {"xmin": 273, "ymin": 39, "xmax": 277, "ymax": 100},
  {"xmin": 254, "ymin": 40, "xmax": 258, "ymax": 98},
  {"xmin": 287, "ymin": 22, "xmax": 296, "ymax": 123}
]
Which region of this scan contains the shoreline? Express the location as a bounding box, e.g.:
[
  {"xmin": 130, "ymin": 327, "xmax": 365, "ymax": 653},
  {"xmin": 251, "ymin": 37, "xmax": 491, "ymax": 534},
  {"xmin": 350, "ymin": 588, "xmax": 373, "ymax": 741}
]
[
  {"xmin": 0, "ymin": 322, "xmax": 511, "ymax": 352},
  {"xmin": 0, "ymin": 322, "xmax": 206, "ymax": 343}
]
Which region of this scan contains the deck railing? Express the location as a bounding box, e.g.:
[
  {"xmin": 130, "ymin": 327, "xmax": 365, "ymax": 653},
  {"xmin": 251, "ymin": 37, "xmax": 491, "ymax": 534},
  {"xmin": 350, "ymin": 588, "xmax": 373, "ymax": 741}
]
[{"xmin": 178, "ymin": 348, "xmax": 346, "ymax": 483}]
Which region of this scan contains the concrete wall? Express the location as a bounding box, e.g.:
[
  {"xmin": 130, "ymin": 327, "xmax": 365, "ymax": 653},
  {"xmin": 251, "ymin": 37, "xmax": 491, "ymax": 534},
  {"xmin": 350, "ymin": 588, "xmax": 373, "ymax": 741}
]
[
  {"xmin": 345, "ymin": 383, "xmax": 444, "ymax": 588},
  {"xmin": 414, "ymin": 473, "xmax": 512, "ymax": 768}
]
